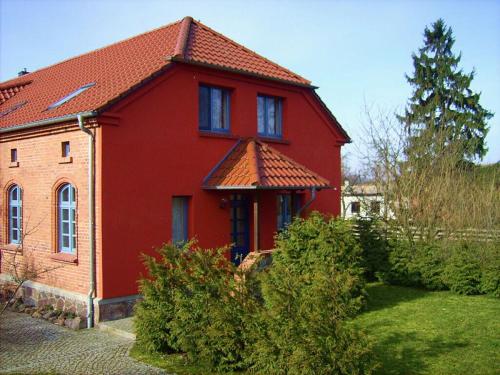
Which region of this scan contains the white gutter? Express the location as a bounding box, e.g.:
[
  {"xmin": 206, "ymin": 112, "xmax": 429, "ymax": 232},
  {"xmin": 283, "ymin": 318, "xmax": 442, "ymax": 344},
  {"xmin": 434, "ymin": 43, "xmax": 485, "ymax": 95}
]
[{"xmin": 77, "ymin": 114, "xmax": 96, "ymax": 329}]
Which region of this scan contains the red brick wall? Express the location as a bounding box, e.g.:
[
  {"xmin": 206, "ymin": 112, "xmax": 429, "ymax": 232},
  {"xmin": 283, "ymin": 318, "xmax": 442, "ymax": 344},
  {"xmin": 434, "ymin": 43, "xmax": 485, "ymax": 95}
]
[{"xmin": 0, "ymin": 122, "xmax": 103, "ymax": 297}]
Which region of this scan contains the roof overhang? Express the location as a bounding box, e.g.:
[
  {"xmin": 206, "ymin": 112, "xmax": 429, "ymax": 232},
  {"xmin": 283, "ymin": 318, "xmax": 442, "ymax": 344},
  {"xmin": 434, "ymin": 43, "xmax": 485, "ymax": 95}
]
[
  {"xmin": 202, "ymin": 185, "xmax": 332, "ymax": 190},
  {"xmin": 0, "ymin": 111, "xmax": 97, "ymax": 133}
]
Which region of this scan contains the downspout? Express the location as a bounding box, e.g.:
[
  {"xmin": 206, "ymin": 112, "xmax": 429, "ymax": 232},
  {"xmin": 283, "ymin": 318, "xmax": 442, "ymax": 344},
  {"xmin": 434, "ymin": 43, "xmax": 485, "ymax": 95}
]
[
  {"xmin": 77, "ymin": 114, "xmax": 95, "ymax": 328},
  {"xmin": 296, "ymin": 187, "xmax": 317, "ymax": 216}
]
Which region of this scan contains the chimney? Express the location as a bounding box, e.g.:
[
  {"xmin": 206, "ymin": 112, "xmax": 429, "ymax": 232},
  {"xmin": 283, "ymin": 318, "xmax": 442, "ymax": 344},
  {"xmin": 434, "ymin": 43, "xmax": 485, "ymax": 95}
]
[{"xmin": 18, "ymin": 68, "xmax": 29, "ymax": 77}]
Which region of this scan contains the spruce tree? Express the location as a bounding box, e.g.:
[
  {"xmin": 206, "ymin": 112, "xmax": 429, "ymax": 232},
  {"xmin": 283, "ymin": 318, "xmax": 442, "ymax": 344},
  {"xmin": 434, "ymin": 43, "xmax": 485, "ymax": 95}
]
[{"xmin": 399, "ymin": 19, "xmax": 492, "ymax": 161}]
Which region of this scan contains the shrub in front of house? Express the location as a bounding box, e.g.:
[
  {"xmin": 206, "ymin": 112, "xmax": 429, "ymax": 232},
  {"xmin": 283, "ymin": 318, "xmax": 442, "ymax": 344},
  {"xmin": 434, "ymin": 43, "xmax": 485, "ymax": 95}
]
[
  {"xmin": 134, "ymin": 243, "xmax": 186, "ymax": 353},
  {"xmin": 249, "ymin": 213, "xmax": 376, "ymax": 375},
  {"xmin": 169, "ymin": 246, "xmax": 259, "ymax": 372},
  {"xmin": 135, "ymin": 242, "xmax": 259, "ymax": 372}
]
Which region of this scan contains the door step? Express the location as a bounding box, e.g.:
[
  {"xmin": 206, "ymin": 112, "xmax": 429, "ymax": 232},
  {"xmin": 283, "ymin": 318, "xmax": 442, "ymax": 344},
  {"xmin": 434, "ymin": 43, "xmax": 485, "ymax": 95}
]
[{"xmin": 97, "ymin": 317, "xmax": 136, "ymax": 340}]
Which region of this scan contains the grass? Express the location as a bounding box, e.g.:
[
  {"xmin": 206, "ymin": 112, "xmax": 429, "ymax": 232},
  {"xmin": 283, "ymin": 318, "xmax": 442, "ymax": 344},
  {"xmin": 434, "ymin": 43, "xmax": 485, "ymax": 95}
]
[
  {"xmin": 130, "ymin": 283, "xmax": 500, "ymax": 374},
  {"xmin": 354, "ymin": 283, "xmax": 500, "ymax": 375}
]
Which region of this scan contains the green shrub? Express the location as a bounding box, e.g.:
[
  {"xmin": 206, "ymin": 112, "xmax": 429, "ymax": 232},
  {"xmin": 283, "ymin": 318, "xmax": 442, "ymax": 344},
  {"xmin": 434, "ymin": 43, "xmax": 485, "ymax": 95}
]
[
  {"xmin": 249, "ymin": 213, "xmax": 376, "ymax": 375},
  {"xmin": 442, "ymin": 243, "xmax": 482, "ymax": 295},
  {"xmin": 412, "ymin": 242, "xmax": 447, "ymax": 290},
  {"xmin": 169, "ymin": 246, "xmax": 259, "ymax": 372},
  {"xmin": 356, "ymin": 218, "xmax": 390, "ymax": 281},
  {"xmin": 134, "ymin": 243, "xmax": 185, "ymax": 353},
  {"xmin": 378, "ymin": 237, "xmax": 499, "ymax": 297},
  {"xmin": 380, "ymin": 239, "xmax": 421, "ymax": 287},
  {"xmin": 478, "ymin": 242, "xmax": 500, "ymax": 297}
]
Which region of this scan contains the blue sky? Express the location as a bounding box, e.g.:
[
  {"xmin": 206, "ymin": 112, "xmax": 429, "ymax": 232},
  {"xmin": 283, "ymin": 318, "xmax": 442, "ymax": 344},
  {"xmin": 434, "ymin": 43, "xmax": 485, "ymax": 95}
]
[{"xmin": 1, "ymin": 0, "xmax": 499, "ymax": 166}]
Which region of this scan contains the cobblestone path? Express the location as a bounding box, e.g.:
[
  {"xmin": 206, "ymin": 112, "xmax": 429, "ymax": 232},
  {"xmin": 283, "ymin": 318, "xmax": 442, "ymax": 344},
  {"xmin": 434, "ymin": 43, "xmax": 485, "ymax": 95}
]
[{"xmin": 0, "ymin": 311, "xmax": 166, "ymax": 375}]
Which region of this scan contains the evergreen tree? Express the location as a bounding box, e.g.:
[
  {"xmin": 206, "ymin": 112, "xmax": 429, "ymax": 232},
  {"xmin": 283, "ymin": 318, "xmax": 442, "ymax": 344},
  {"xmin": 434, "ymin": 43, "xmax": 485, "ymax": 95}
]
[{"xmin": 399, "ymin": 19, "xmax": 492, "ymax": 161}]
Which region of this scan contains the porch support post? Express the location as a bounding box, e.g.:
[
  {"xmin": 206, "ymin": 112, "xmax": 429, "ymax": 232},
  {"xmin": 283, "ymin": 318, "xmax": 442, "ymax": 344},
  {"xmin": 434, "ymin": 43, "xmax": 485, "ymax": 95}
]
[{"xmin": 253, "ymin": 192, "xmax": 260, "ymax": 252}]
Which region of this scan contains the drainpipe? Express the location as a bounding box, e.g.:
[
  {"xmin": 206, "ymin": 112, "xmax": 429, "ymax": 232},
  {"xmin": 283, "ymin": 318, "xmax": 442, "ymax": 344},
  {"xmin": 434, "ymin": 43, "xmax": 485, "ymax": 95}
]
[
  {"xmin": 77, "ymin": 114, "xmax": 95, "ymax": 329},
  {"xmin": 296, "ymin": 187, "xmax": 317, "ymax": 216}
]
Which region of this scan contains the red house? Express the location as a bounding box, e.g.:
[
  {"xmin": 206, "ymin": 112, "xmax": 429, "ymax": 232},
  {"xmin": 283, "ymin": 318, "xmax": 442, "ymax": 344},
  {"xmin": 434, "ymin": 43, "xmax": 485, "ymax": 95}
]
[{"xmin": 0, "ymin": 17, "xmax": 350, "ymax": 325}]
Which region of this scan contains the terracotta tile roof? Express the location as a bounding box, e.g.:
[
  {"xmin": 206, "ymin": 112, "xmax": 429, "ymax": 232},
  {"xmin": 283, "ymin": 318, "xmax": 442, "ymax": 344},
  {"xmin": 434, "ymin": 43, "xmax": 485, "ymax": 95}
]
[
  {"xmin": 0, "ymin": 16, "xmax": 310, "ymax": 130},
  {"xmin": 0, "ymin": 81, "xmax": 31, "ymax": 104},
  {"xmin": 203, "ymin": 138, "xmax": 330, "ymax": 189}
]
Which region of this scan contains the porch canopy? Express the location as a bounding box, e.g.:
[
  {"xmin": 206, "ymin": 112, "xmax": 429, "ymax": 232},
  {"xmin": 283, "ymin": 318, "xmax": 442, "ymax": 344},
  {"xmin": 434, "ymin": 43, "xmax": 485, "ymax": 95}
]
[
  {"xmin": 203, "ymin": 138, "xmax": 331, "ymax": 252},
  {"xmin": 202, "ymin": 138, "xmax": 331, "ymax": 190}
]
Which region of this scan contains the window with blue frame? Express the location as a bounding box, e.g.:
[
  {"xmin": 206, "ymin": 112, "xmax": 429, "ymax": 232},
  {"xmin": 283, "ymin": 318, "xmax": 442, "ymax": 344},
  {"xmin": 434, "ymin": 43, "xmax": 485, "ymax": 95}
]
[
  {"xmin": 172, "ymin": 197, "xmax": 189, "ymax": 245},
  {"xmin": 58, "ymin": 184, "xmax": 76, "ymax": 253},
  {"xmin": 199, "ymin": 85, "xmax": 230, "ymax": 132},
  {"xmin": 258, "ymin": 95, "xmax": 282, "ymax": 138},
  {"xmin": 8, "ymin": 185, "xmax": 22, "ymax": 244},
  {"xmin": 277, "ymin": 194, "xmax": 292, "ymax": 231}
]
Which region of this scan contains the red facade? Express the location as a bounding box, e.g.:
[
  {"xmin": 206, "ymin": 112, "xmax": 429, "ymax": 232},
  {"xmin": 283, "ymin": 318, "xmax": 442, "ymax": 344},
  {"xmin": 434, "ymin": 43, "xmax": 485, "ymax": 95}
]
[{"xmin": 99, "ymin": 64, "xmax": 347, "ymax": 298}]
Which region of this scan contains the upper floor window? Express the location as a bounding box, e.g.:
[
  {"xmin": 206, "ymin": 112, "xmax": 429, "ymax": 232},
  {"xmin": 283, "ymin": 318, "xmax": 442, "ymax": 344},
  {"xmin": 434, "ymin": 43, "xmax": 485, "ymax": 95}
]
[
  {"xmin": 172, "ymin": 197, "xmax": 189, "ymax": 245},
  {"xmin": 62, "ymin": 141, "xmax": 70, "ymax": 157},
  {"xmin": 199, "ymin": 85, "xmax": 230, "ymax": 132},
  {"xmin": 258, "ymin": 95, "xmax": 282, "ymax": 138},
  {"xmin": 58, "ymin": 184, "xmax": 76, "ymax": 253},
  {"xmin": 351, "ymin": 201, "xmax": 360, "ymax": 214},
  {"xmin": 8, "ymin": 185, "xmax": 22, "ymax": 244},
  {"xmin": 10, "ymin": 148, "xmax": 17, "ymax": 162}
]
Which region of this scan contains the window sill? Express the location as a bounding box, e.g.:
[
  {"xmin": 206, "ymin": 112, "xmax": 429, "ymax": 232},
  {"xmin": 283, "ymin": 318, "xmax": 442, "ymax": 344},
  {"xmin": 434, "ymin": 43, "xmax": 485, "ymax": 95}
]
[
  {"xmin": 1, "ymin": 244, "xmax": 23, "ymax": 253},
  {"xmin": 58, "ymin": 156, "xmax": 73, "ymax": 164},
  {"xmin": 257, "ymin": 136, "xmax": 290, "ymax": 145},
  {"xmin": 198, "ymin": 130, "xmax": 238, "ymax": 140},
  {"xmin": 9, "ymin": 161, "xmax": 19, "ymax": 168},
  {"xmin": 50, "ymin": 252, "xmax": 78, "ymax": 264}
]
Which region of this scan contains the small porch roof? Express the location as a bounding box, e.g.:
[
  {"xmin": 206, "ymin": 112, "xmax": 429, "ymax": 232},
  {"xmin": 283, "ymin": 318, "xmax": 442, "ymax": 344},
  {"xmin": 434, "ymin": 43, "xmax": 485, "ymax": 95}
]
[{"xmin": 203, "ymin": 138, "xmax": 331, "ymax": 190}]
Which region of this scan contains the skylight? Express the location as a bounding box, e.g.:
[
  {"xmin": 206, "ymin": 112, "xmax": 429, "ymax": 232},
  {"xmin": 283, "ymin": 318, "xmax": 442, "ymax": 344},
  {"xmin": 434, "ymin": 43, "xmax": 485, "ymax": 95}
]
[
  {"xmin": 47, "ymin": 83, "xmax": 95, "ymax": 110},
  {"xmin": 0, "ymin": 101, "xmax": 28, "ymax": 118}
]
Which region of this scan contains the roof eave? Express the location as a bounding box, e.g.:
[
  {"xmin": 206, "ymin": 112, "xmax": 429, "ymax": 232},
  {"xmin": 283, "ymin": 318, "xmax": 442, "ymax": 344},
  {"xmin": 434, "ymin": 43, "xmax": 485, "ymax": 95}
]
[
  {"xmin": 0, "ymin": 111, "xmax": 97, "ymax": 134},
  {"xmin": 202, "ymin": 185, "xmax": 332, "ymax": 190},
  {"xmin": 168, "ymin": 56, "xmax": 318, "ymax": 89}
]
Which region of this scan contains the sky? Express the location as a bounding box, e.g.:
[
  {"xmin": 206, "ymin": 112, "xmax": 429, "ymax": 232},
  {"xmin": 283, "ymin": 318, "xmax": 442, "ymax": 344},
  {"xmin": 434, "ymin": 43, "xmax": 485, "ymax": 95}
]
[{"xmin": 1, "ymin": 0, "xmax": 499, "ymax": 167}]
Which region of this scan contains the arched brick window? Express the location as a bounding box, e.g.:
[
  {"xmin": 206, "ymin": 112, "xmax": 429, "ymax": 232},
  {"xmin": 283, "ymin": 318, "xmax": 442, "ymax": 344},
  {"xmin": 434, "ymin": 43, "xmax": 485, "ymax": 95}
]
[
  {"xmin": 58, "ymin": 183, "xmax": 76, "ymax": 253},
  {"xmin": 8, "ymin": 184, "xmax": 22, "ymax": 244}
]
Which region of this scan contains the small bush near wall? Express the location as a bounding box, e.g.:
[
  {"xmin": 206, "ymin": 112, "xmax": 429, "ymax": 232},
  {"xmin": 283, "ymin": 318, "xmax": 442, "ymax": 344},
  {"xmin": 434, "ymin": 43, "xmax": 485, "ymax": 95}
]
[
  {"xmin": 248, "ymin": 213, "xmax": 376, "ymax": 375},
  {"xmin": 135, "ymin": 242, "xmax": 259, "ymax": 372},
  {"xmin": 169, "ymin": 247, "xmax": 259, "ymax": 372},
  {"xmin": 135, "ymin": 243, "xmax": 185, "ymax": 354}
]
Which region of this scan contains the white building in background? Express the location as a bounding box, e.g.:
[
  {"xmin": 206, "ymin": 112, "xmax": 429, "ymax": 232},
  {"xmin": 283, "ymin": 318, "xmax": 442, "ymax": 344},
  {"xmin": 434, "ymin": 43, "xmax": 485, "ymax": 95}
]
[{"xmin": 341, "ymin": 181, "xmax": 393, "ymax": 219}]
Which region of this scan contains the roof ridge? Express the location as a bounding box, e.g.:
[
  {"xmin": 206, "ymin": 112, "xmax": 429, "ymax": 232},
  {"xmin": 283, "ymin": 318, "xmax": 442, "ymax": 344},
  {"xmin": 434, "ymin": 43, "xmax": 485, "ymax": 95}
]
[
  {"xmin": 0, "ymin": 19, "xmax": 183, "ymax": 86},
  {"xmin": 254, "ymin": 139, "xmax": 329, "ymax": 185},
  {"xmin": 190, "ymin": 19, "xmax": 310, "ymax": 85},
  {"xmin": 247, "ymin": 139, "xmax": 261, "ymax": 186},
  {"xmin": 173, "ymin": 16, "xmax": 193, "ymax": 58}
]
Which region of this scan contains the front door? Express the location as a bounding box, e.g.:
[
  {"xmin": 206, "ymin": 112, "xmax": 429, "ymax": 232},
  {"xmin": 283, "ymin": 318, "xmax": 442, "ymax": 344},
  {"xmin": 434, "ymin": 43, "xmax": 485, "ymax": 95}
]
[{"xmin": 230, "ymin": 194, "xmax": 250, "ymax": 266}]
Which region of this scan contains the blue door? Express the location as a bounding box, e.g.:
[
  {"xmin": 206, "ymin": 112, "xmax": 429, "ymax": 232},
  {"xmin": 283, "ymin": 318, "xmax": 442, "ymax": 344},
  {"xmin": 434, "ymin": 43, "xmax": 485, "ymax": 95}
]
[{"xmin": 230, "ymin": 194, "xmax": 250, "ymax": 266}]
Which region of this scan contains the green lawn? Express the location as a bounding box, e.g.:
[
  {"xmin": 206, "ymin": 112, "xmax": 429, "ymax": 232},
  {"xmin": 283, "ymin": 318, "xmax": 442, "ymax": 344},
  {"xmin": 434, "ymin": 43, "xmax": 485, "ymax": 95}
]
[
  {"xmin": 354, "ymin": 283, "xmax": 500, "ymax": 375},
  {"xmin": 131, "ymin": 284, "xmax": 499, "ymax": 374}
]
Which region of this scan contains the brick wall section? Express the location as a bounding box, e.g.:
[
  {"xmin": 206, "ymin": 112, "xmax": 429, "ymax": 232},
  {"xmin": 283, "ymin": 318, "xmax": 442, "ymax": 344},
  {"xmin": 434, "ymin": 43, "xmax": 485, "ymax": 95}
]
[{"xmin": 0, "ymin": 120, "xmax": 102, "ymax": 297}]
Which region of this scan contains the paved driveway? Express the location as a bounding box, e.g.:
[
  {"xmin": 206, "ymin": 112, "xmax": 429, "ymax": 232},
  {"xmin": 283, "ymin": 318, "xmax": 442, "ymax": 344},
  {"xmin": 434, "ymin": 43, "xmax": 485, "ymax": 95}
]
[{"xmin": 0, "ymin": 311, "xmax": 166, "ymax": 375}]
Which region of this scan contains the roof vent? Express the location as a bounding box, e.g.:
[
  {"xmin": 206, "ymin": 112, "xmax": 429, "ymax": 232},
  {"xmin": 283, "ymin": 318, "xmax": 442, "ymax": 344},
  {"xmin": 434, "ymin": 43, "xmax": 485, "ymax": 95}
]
[{"xmin": 18, "ymin": 68, "xmax": 29, "ymax": 77}]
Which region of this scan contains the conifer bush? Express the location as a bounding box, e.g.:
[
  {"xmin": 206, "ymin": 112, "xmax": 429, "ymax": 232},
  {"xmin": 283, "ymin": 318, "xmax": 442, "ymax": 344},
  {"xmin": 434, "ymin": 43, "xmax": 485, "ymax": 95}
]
[
  {"xmin": 134, "ymin": 243, "xmax": 185, "ymax": 353},
  {"xmin": 249, "ymin": 213, "xmax": 376, "ymax": 375},
  {"xmin": 169, "ymin": 247, "xmax": 259, "ymax": 372}
]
